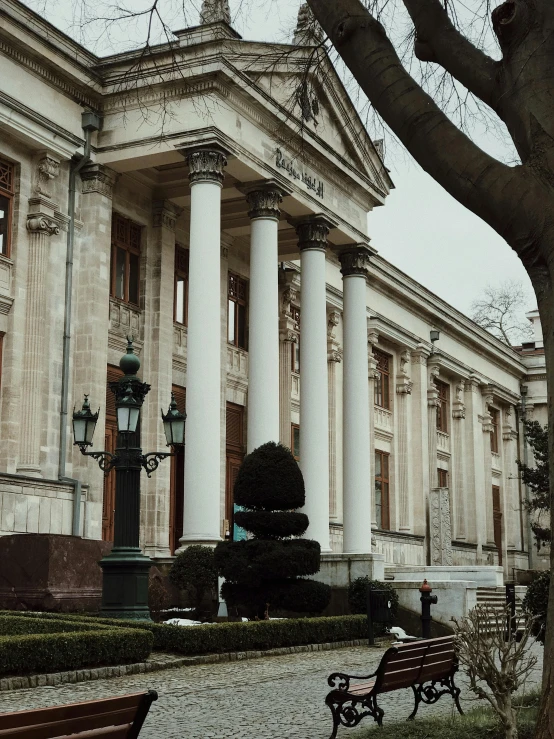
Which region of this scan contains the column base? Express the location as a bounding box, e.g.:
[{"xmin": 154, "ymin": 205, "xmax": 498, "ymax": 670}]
[
  {"xmin": 99, "ymin": 547, "xmax": 153, "ymax": 621},
  {"xmin": 312, "ymin": 552, "xmax": 385, "ymax": 588},
  {"xmin": 175, "ymin": 535, "xmax": 221, "ymax": 552}
]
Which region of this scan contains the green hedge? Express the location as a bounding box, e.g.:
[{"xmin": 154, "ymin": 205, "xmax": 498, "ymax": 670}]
[
  {"xmin": 0, "ymin": 614, "xmax": 152, "ymax": 676},
  {"xmin": 2, "ymin": 612, "xmax": 369, "ymax": 656}
]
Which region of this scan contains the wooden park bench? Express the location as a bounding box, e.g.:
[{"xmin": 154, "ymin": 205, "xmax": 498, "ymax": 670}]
[
  {"xmin": 325, "ymin": 636, "xmax": 463, "ymax": 738},
  {"xmin": 0, "ymin": 690, "xmax": 157, "ymax": 738}
]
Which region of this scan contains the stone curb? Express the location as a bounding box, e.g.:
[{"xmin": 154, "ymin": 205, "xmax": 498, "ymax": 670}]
[{"xmin": 1, "ymin": 637, "xmax": 388, "ymax": 692}]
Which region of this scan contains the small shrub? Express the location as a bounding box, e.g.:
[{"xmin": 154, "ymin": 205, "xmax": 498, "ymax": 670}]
[
  {"xmin": 169, "ymin": 545, "xmax": 217, "ymax": 610},
  {"xmin": 522, "ymin": 569, "xmax": 550, "ymax": 644},
  {"xmin": 149, "ymin": 571, "xmax": 172, "ymax": 622},
  {"xmin": 348, "ymin": 577, "xmax": 399, "ymax": 632}
]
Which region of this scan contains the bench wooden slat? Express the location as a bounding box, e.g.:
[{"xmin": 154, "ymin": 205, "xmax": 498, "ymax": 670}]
[
  {"xmin": 0, "ymin": 695, "xmax": 145, "ymax": 730},
  {"xmin": 0, "ymin": 709, "xmax": 139, "ymax": 739},
  {"xmin": 347, "ymin": 681, "xmax": 375, "ymax": 696}
]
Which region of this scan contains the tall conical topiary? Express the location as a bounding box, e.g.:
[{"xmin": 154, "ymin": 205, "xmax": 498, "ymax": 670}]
[{"xmin": 214, "ymin": 442, "xmax": 331, "ymax": 618}]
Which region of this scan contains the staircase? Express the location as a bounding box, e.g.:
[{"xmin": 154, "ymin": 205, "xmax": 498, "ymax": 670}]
[{"xmin": 476, "ymin": 586, "xmax": 528, "ymax": 634}]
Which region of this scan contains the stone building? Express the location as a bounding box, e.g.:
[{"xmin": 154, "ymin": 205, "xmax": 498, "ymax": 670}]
[{"xmin": 0, "ymin": 0, "xmax": 543, "ymax": 592}]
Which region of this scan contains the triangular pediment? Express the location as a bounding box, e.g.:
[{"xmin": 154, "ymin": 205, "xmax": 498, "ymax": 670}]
[{"xmin": 239, "ymin": 64, "xmax": 390, "ymax": 196}]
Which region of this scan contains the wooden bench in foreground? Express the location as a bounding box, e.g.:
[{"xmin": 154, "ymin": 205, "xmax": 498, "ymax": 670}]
[
  {"xmin": 325, "ymin": 636, "xmax": 462, "ymax": 738},
  {"xmin": 0, "ymin": 689, "xmax": 157, "ymax": 738}
]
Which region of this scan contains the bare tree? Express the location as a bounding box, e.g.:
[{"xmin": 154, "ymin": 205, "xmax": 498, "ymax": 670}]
[
  {"xmin": 454, "ymin": 604, "xmax": 538, "ymax": 739},
  {"xmin": 470, "ymin": 281, "xmax": 533, "ymax": 346}
]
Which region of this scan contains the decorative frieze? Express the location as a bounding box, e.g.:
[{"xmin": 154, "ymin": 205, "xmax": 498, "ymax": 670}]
[
  {"xmin": 186, "ymin": 149, "xmax": 227, "ymax": 185},
  {"xmin": 81, "ymin": 164, "xmax": 118, "ymax": 199},
  {"xmin": 339, "ymin": 245, "xmax": 372, "ymax": 277},
  {"xmin": 246, "ymin": 187, "xmax": 283, "ymax": 220},
  {"xmin": 35, "ymin": 152, "xmax": 60, "ymax": 198}
]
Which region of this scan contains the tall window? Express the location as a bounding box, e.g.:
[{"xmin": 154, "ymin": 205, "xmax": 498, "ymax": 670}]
[
  {"xmin": 174, "ymin": 245, "xmax": 189, "ymax": 325},
  {"xmin": 490, "ymin": 408, "xmax": 500, "ymax": 453},
  {"xmin": 111, "ymin": 213, "xmax": 141, "ymax": 306},
  {"xmin": 291, "ymin": 307, "xmax": 301, "ymax": 373},
  {"xmin": 436, "ymin": 380, "xmax": 450, "ymax": 433},
  {"xmin": 437, "ymin": 468, "xmax": 449, "ymax": 488},
  {"xmin": 374, "ymin": 350, "xmax": 391, "ymax": 410},
  {"xmin": 375, "ymin": 450, "xmax": 390, "ymax": 530},
  {"xmin": 0, "ymin": 159, "xmax": 14, "ymax": 257},
  {"xmin": 291, "ymin": 423, "xmax": 300, "ymax": 460},
  {"xmin": 228, "ymin": 273, "xmax": 248, "ymax": 349}
]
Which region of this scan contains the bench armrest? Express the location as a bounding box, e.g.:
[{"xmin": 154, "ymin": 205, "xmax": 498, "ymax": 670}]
[{"xmin": 327, "ymin": 670, "xmax": 377, "ymax": 691}]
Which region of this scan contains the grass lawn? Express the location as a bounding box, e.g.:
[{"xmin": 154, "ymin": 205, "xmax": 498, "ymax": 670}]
[{"xmin": 355, "ymin": 692, "xmax": 539, "ymax": 738}]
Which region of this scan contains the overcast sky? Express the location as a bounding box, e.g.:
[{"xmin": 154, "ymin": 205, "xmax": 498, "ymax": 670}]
[{"xmin": 24, "ymin": 0, "xmax": 536, "ymax": 319}]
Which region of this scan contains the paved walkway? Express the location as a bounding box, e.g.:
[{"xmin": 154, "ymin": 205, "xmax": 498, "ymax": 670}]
[{"xmin": 0, "ymin": 643, "xmax": 543, "ymax": 738}]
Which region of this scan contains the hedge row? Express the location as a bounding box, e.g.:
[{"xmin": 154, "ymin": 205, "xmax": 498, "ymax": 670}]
[
  {"xmin": 3, "ymin": 612, "xmax": 369, "ymax": 656},
  {"xmin": 0, "ymin": 614, "xmax": 153, "ymax": 676}
]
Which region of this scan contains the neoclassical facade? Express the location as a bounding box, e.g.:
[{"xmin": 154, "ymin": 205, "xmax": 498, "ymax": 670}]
[{"xmin": 0, "ymin": 0, "xmax": 542, "ymax": 584}]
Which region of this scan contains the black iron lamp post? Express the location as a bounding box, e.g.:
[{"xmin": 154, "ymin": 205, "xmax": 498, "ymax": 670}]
[{"xmin": 73, "ymin": 338, "xmax": 186, "ymax": 619}]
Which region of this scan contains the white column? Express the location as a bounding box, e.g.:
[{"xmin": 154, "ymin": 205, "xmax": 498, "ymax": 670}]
[
  {"xmin": 482, "ymin": 390, "xmax": 495, "ymax": 547},
  {"xmin": 452, "ymin": 381, "xmax": 467, "ymax": 541},
  {"xmin": 179, "ymin": 148, "xmax": 227, "ymax": 548},
  {"xmin": 327, "ymin": 311, "xmax": 342, "ymax": 520},
  {"xmin": 340, "ymin": 246, "xmax": 373, "ymax": 554},
  {"xmin": 245, "ymin": 184, "xmax": 284, "ymax": 452},
  {"xmin": 427, "ymin": 364, "xmax": 440, "ymax": 491},
  {"xmin": 295, "ymin": 217, "xmax": 333, "ymax": 552},
  {"xmin": 396, "ymin": 349, "xmax": 413, "ymax": 532}
]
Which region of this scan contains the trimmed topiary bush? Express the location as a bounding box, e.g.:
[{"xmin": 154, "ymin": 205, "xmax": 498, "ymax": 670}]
[
  {"xmin": 348, "ymin": 577, "xmax": 398, "ymax": 633},
  {"xmin": 215, "ymin": 441, "xmax": 331, "ymax": 617},
  {"xmin": 523, "ymin": 569, "xmax": 550, "ymax": 643},
  {"xmin": 169, "ymin": 544, "xmax": 217, "ymax": 610}
]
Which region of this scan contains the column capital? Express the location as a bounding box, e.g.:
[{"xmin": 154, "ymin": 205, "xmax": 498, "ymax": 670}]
[
  {"xmin": 339, "ymin": 244, "xmax": 373, "ymax": 277},
  {"xmin": 81, "ymin": 164, "xmax": 119, "ymax": 199},
  {"xmin": 290, "ymin": 214, "xmax": 336, "ymax": 252},
  {"xmin": 152, "ymin": 200, "xmax": 183, "ymax": 231},
  {"xmin": 328, "ymin": 348, "xmax": 343, "ymax": 363},
  {"xmin": 240, "ymin": 180, "xmax": 290, "ymax": 220},
  {"xmin": 411, "ymin": 342, "xmax": 432, "ymax": 365},
  {"xmin": 397, "ymin": 378, "xmax": 413, "ymax": 394},
  {"xmin": 26, "ymin": 216, "xmax": 59, "ymax": 236},
  {"xmin": 184, "ymin": 148, "xmax": 228, "ymax": 185}
]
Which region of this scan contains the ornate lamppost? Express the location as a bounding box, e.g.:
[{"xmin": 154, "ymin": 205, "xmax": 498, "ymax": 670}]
[{"xmin": 72, "ymin": 338, "xmax": 186, "ymax": 619}]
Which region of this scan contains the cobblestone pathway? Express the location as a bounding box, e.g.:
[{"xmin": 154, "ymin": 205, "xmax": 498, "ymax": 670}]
[{"xmin": 0, "ymin": 643, "xmax": 543, "ymax": 739}]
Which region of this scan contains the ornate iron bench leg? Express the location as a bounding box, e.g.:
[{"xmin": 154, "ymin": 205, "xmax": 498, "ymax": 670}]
[
  {"xmin": 407, "ymin": 685, "xmax": 422, "ymax": 721},
  {"xmin": 325, "ymin": 696, "xmax": 341, "ymax": 739}
]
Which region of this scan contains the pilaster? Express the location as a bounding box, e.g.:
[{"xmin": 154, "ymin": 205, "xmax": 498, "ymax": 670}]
[
  {"xmin": 327, "ymin": 310, "xmax": 342, "ymax": 520},
  {"xmin": 427, "ymin": 363, "xmax": 440, "ymax": 491},
  {"xmin": 367, "ymin": 330, "xmax": 379, "ymax": 529},
  {"xmin": 502, "ymin": 404, "xmax": 519, "ymax": 551},
  {"xmin": 72, "ymin": 163, "xmax": 118, "ymax": 539},
  {"xmin": 410, "ymin": 344, "xmax": 431, "ymax": 538},
  {"xmin": 451, "ymin": 380, "xmax": 467, "ymax": 540},
  {"xmin": 481, "ymin": 389, "xmax": 495, "ymax": 546},
  {"xmin": 463, "ymin": 375, "xmax": 486, "ymax": 550},
  {"xmin": 396, "ymin": 348, "xmax": 413, "ymax": 532},
  {"xmin": 142, "ymin": 200, "xmax": 182, "ymax": 559}
]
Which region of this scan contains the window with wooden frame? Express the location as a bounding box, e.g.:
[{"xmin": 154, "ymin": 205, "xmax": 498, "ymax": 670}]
[
  {"xmin": 291, "ymin": 423, "xmax": 300, "ymax": 460},
  {"xmin": 375, "ymin": 450, "xmax": 390, "ymax": 530},
  {"xmin": 0, "ymin": 159, "xmax": 14, "ymax": 257},
  {"xmin": 490, "ymin": 408, "xmax": 500, "ymax": 453},
  {"xmin": 436, "ymin": 380, "xmax": 450, "ymax": 433},
  {"xmin": 374, "ymin": 350, "xmax": 391, "ymax": 410},
  {"xmin": 437, "ymin": 468, "xmax": 449, "ymax": 488},
  {"xmin": 291, "ymin": 307, "xmax": 301, "ymax": 374},
  {"xmin": 110, "ymin": 213, "xmax": 141, "ymax": 306},
  {"xmin": 228, "ymin": 273, "xmax": 248, "ymax": 349},
  {"xmin": 174, "ymin": 245, "xmax": 189, "ymax": 326}
]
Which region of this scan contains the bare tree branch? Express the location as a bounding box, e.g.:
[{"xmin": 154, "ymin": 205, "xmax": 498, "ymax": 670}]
[{"xmin": 401, "ymin": 0, "xmax": 500, "ymax": 110}]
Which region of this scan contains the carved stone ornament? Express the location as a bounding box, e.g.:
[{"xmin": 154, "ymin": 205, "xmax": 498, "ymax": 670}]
[
  {"xmin": 281, "ymin": 287, "xmax": 298, "ymax": 318},
  {"xmin": 294, "ymin": 217, "xmax": 332, "ymax": 252},
  {"xmin": 396, "ymin": 378, "xmax": 413, "ymax": 394},
  {"xmin": 280, "ymin": 328, "xmax": 297, "ymax": 343},
  {"xmin": 428, "ymin": 364, "xmax": 441, "ymax": 391},
  {"xmin": 246, "ymin": 188, "xmax": 283, "ymax": 220},
  {"xmin": 339, "ymin": 245, "xmax": 372, "ymax": 277},
  {"xmin": 430, "ymin": 488, "xmax": 453, "ymax": 566},
  {"xmin": 400, "ymin": 349, "xmax": 411, "ymax": 376},
  {"xmin": 27, "ymin": 216, "xmax": 59, "ymax": 236},
  {"xmin": 187, "ymin": 150, "xmax": 227, "ymax": 185},
  {"xmin": 293, "ymin": 3, "xmax": 324, "ymax": 45},
  {"xmin": 452, "ymin": 380, "xmax": 466, "ymax": 419},
  {"xmin": 152, "ymin": 200, "xmax": 182, "ymax": 231},
  {"xmin": 35, "ymin": 153, "xmax": 60, "ymax": 198},
  {"xmin": 328, "ymin": 349, "xmax": 343, "ymax": 363},
  {"xmin": 411, "ymin": 342, "xmax": 431, "ymax": 365},
  {"xmin": 367, "ymin": 329, "xmax": 379, "ymax": 348},
  {"xmin": 200, "ymin": 0, "xmax": 231, "ymax": 24},
  {"xmin": 327, "ymin": 310, "xmax": 340, "ymax": 339},
  {"xmin": 81, "ymin": 164, "xmax": 118, "ymax": 199}
]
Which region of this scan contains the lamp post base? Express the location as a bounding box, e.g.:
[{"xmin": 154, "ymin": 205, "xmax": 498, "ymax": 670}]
[{"xmin": 99, "ymin": 547, "xmax": 153, "ymax": 620}]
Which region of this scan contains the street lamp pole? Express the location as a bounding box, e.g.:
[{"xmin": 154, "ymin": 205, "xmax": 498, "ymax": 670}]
[{"xmin": 73, "ymin": 337, "xmax": 185, "ymax": 620}]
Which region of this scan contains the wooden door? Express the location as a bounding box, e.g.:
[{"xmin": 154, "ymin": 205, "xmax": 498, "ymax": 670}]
[
  {"xmin": 169, "ymin": 385, "xmax": 186, "ymax": 555},
  {"xmin": 102, "ymin": 365, "xmax": 123, "ymax": 542},
  {"xmin": 492, "ymin": 485, "xmax": 503, "ymax": 567},
  {"xmin": 226, "ymin": 403, "xmax": 245, "ymax": 539}
]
